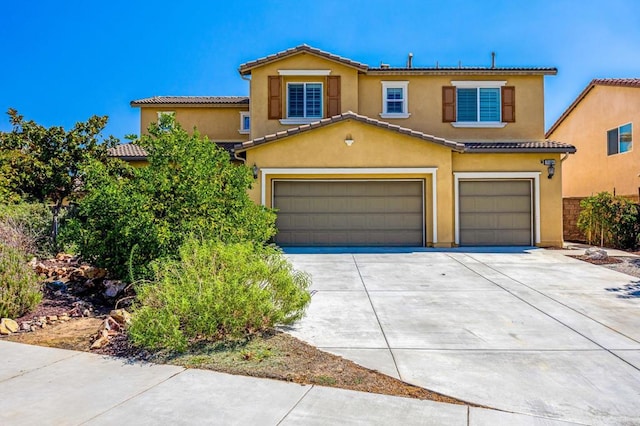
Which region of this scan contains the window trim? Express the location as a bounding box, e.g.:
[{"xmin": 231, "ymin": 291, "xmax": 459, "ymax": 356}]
[
  {"xmin": 281, "ymin": 82, "xmax": 324, "ymax": 124},
  {"xmin": 607, "ymin": 122, "xmax": 633, "ymax": 156},
  {"xmin": 239, "ymin": 111, "xmax": 250, "ymax": 134},
  {"xmin": 380, "ymin": 81, "xmax": 410, "ymax": 119},
  {"xmin": 450, "ymin": 81, "xmax": 506, "ymax": 127}
]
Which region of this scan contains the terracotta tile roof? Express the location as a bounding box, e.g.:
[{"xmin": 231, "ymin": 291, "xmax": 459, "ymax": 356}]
[
  {"xmin": 463, "ymin": 141, "xmax": 576, "ymax": 153},
  {"xmin": 238, "ymin": 44, "xmax": 369, "ymax": 75},
  {"xmin": 368, "ymin": 67, "xmax": 557, "ymax": 76},
  {"xmin": 130, "ymin": 96, "xmax": 249, "ymax": 107},
  {"xmin": 108, "ymin": 144, "xmax": 148, "ymax": 159},
  {"xmin": 546, "ymin": 78, "xmax": 640, "ymax": 137},
  {"xmin": 234, "ymin": 111, "xmax": 465, "ymax": 152}
]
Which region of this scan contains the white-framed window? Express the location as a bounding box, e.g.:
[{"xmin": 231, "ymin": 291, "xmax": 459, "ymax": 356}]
[
  {"xmin": 380, "ymin": 81, "xmax": 410, "ymax": 119},
  {"xmin": 284, "ymin": 82, "xmax": 323, "ymax": 123},
  {"xmin": 239, "ymin": 111, "xmax": 250, "ymax": 134},
  {"xmin": 451, "ymin": 81, "xmax": 506, "ymax": 128},
  {"xmin": 607, "ymin": 122, "xmax": 633, "ymax": 155},
  {"xmin": 157, "ymin": 111, "xmax": 175, "ymax": 131}
]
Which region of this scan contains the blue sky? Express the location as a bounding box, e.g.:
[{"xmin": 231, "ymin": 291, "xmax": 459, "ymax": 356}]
[{"xmin": 1, "ymin": 0, "xmax": 638, "ymax": 140}]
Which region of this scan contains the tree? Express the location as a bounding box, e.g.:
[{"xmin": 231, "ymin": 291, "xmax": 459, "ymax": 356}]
[
  {"xmin": 0, "ymin": 108, "xmax": 120, "ymax": 239},
  {"xmin": 65, "ymin": 115, "xmax": 277, "ymax": 279}
]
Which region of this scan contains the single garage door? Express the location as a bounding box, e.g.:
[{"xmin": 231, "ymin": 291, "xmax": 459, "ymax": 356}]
[
  {"xmin": 459, "ymin": 180, "xmax": 532, "ymax": 246},
  {"xmin": 273, "ymin": 180, "xmax": 423, "ymax": 246}
]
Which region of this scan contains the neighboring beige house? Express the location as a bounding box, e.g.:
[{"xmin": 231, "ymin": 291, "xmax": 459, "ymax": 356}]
[
  {"xmin": 118, "ymin": 44, "xmax": 575, "ymax": 248},
  {"xmin": 546, "ymin": 78, "xmax": 640, "ymax": 200}
]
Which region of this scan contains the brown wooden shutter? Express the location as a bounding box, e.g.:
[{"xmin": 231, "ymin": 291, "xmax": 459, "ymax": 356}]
[
  {"xmin": 326, "ymin": 76, "xmax": 341, "ymax": 117},
  {"xmin": 268, "ymin": 76, "xmax": 282, "ymax": 119},
  {"xmin": 442, "ymin": 86, "xmax": 456, "ymax": 122},
  {"xmin": 501, "ymin": 86, "xmax": 515, "ymax": 123}
]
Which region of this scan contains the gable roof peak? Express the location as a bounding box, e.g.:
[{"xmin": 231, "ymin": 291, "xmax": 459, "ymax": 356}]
[
  {"xmin": 546, "ymin": 77, "xmax": 640, "ymax": 137},
  {"xmin": 235, "ymin": 111, "xmax": 465, "ymax": 152},
  {"xmin": 239, "ymin": 44, "xmax": 369, "ymax": 75}
]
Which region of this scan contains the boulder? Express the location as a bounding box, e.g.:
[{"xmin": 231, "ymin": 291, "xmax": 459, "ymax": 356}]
[
  {"xmin": 109, "ymin": 309, "xmax": 132, "ymax": 326},
  {"xmin": 0, "ymin": 318, "xmax": 19, "ymax": 334},
  {"xmin": 585, "ymin": 247, "xmax": 608, "ymax": 260},
  {"xmin": 103, "ymin": 280, "xmax": 127, "ymax": 298}
]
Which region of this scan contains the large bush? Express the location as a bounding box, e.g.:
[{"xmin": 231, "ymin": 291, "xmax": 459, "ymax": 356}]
[
  {"xmin": 0, "ymin": 243, "xmax": 42, "ymax": 318},
  {"xmin": 0, "ymin": 203, "xmax": 54, "ymax": 257},
  {"xmin": 578, "ymin": 192, "xmax": 640, "ymax": 249},
  {"xmin": 128, "ymin": 239, "xmax": 311, "ymax": 352},
  {"xmin": 65, "ymin": 117, "xmax": 276, "ymax": 279}
]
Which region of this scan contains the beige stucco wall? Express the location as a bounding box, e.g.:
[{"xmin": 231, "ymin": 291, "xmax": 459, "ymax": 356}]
[
  {"xmin": 358, "ymin": 75, "xmax": 546, "ymax": 141},
  {"xmin": 241, "ymin": 120, "xmax": 564, "ymax": 247},
  {"xmin": 248, "ymin": 53, "xmax": 360, "ymax": 139},
  {"xmin": 243, "ymin": 120, "xmax": 454, "ymax": 246},
  {"xmin": 139, "ymin": 106, "xmax": 249, "ymax": 141},
  {"xmin": 548, "ymin": 86, "xmax": 640, "ymax": 198}
]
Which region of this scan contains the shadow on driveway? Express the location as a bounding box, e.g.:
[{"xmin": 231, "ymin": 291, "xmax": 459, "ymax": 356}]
[{"xmin": 282, "ymin": 246, "xmax": 538, "ymax": 255}]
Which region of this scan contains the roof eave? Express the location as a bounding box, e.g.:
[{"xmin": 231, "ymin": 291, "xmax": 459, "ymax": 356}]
[
  {"xmin": 464, "ymin": 148, "xmax": 576, "ymax": 154},
  {"xmin": 130, "ymin": 102, "xmax": 249, "ymax": 108},
  {"xmin": 367, "ymin": 68, "xmax": 557, "ymax": 76}
]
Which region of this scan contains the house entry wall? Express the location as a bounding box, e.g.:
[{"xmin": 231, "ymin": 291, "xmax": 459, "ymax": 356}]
[{"xmin": 273, "ymin": 180, "xmax": 424, "ymax": 246}]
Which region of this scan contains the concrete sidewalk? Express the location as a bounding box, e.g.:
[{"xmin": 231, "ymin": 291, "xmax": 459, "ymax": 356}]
[
  {"xmin": 286, "ymin": 249, "xmax": 640, "ymax": 425},
  {"xmin": 0, "ymin": 340, "xmax": 578, "ymax": 425}
]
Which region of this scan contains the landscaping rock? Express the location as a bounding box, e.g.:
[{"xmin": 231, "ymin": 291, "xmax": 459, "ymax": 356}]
[
  {"xmin": 109, "ymin": 309, "xmax": 131, "ymax": 326},
  {"xmin": 103, "ymin": 280, "xmax": 126, "ymax": 299},
  {"xmin": 1, "ymin": 318, "xmax": 19, "ymax": 334},
  {"xmin": 0, "ymin": 322, "xmax": 10, "ymax": 335},
  {"xmin": 585, "ymin": 247, "xmax": 608, "ymax": 260}
]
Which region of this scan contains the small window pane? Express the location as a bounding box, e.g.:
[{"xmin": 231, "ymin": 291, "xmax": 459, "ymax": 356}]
[
  {"xmin": 387, "ymin": 87, "xmax": 403, "ymax": 100},
  {"xmin": 620, "ymin": 123, "xmax": 632, "ymax": 153},
  {"xmin": 457, "ymin": 88, "xmax": 477, "ymax": 122},
  {"xmin": 479, "ymin": 88, "xmax": 500, "ymax": 121},
  {"xmin": 387, "ymin": 100, "xmax": 403, "ymax": 113},
  {"xmin": 607, "ymin": 128, "xmax": 619, "ymax": 155},
  {"xmin": 288, "ymin": 84, "xmax": 304, "ymax": 117},
  {"xmin": 243, "ymin": 115, "xmax": 250, "ymax": 130},
  {"xmin": 306, "ymin": 83, "xmax": 322, "ymax": 118}
]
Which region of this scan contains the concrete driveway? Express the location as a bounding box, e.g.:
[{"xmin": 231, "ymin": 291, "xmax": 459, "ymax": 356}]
[{"xmin": 285, "ymin": 248, "xmax": 640, "ymax": 426}]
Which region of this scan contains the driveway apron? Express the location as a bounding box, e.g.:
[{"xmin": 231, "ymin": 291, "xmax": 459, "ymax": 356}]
[{"xmin": 286, "ymin": 249, "xmax": 640, "ymax": 425}]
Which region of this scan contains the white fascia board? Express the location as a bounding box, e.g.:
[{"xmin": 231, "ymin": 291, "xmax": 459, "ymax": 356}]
[
  {"xmin": 451, "ymin": 80, "xmax": 507, "ymax": 88},
  {"xmin": 278, "ymin": 70, "xmax": 332, "ymax": 76}
]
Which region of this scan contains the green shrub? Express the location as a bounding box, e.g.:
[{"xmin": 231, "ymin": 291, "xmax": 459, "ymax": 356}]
[
  {"xmin": 578, "ymin": 192, "xmax": 640, "ymax": 249},
  {"xmin": 128, "ymin": 239, "xmax": 311, "ymax": 352},
  {"xmin": 65, "ymin": 117, "xmax": 276, "ymax": 280},
  {"xmin": 0, "ymin": 203, "xmax": 54, "ymax": 257},
  {"xmin": 0, "ymin": 243, "xmax": 42, "ymax": 318}
]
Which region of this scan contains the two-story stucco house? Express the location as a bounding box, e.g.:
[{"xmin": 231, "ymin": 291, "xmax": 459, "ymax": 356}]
[
  {"xmin": 120, "ymin": 45, "xmax": 575, "ymax": 248},
  {"xmin": 546, "ymin": 78, "xmax": 639, "ymax": 201}
]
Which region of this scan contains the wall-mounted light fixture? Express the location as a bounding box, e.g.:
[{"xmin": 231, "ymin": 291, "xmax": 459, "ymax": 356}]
[
  {"xmin": 344, "ymin": 133, "xmax": 354, "ymax": 146},
  {"xmin": 252, "ymin": 164, "xmax": 259, "ymax": 179},
  {"xmin": 541, "ymin": 159, "xmax": 556, "ymax": 179}
]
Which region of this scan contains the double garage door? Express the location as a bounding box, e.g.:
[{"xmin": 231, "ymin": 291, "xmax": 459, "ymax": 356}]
[
  {"xmin": 273, "ymin": 180, "xmax": 424, "ymax": 246},
  {"xmin": 272, "ymin": 179, "xmax": 533, "ymax": 247}
]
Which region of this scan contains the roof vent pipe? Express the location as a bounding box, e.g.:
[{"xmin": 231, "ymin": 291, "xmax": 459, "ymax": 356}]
[
  {"xmin": 407, "ymin": 52, "xmax": 413, "ymax": 68},
  {"xmin": 491, "ymin": 52, "xmax": 496, "ymax": 69}
]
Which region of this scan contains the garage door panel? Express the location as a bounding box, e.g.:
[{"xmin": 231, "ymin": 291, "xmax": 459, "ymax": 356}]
[
  {"xmin": 274, "ymin": 181, "xmax": 423, "ymax": 246},
  {"xmin": 459, "ymin": 180, "xmax": 532, "ymax": 246}
]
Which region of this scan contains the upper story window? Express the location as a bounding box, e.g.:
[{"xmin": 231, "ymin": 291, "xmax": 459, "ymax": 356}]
[
  {"xmin": 157, "ymin": 111, "xmax": 175, "ymax": 131},
  {"xmin": 239, "ymin": 111, "xmax": 250, "ymax": 134},
  {"xmin": 380, "ymin": 81, "xmax": 410, "ymax": 119},
  {"xmin": 287, "ymin": 82, "xmax": 323, "ymax": 119},
  {"xmin": 607, "ymin": 123, "xmax": 632, "ymax": 155},
  {"xmin": 444, "ymin": 81, "xmax": 513, "ymax": 128},
  {"xmin": 457, "ymin": 88, "xmax": 500, "ymax": 122}
]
